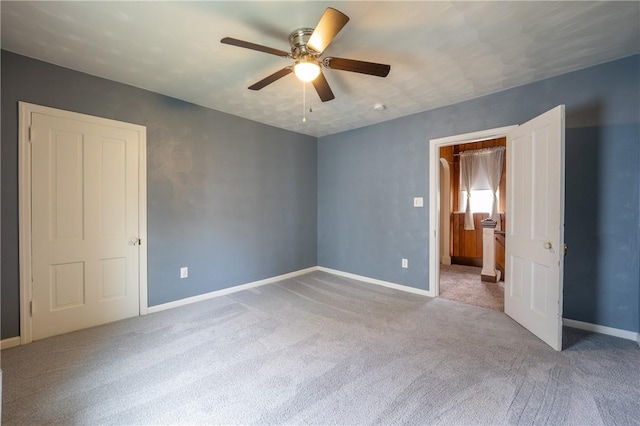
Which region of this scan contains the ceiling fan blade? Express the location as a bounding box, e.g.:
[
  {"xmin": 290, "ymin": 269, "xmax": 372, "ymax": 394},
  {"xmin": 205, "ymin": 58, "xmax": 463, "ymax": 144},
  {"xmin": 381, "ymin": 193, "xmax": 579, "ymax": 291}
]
[
  {"xmin": 248, "ymin": 67, "xmax": 293, "ymax": 90},
  {"xmin": 311, "ymin": 72, "xmax": 335, "ymax": 102},
  {"xmin": 307, "ymin": 7, "xmax": 350, "ymax": 54},
  {"xmin": 221, "ymin": 37, "xmax": 291, "ymax": 58},
  {"xmin": 323, "ymin": 57, "xmax": 391, "ymax": 77}
]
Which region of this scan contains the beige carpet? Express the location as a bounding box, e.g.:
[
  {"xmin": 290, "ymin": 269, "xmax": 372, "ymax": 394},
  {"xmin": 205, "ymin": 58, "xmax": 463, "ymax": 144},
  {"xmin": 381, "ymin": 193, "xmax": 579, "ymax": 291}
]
[{"xmin": 439, "ymin": 263, "xmax": 504, "ymax": 311}]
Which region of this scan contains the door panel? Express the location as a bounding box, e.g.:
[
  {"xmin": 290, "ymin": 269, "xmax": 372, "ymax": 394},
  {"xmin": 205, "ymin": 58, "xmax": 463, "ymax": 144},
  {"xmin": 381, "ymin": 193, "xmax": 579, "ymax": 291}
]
[
  {"xmin": 50, "ymin": 262, "xmax": 85, "ymax": 310},
  {"xmin": 100, "ymin": 138, "xmax": 127, "ymax": 237},
  {"xmin": 100, "ymin": 257, "xmax": 128, "ymax": 301},
  {"xmin": 51, "ymin": 131, "xmax": 84, "ymax": 240},
  {"xmin": 505, "ymin": 105, "xmax": 565, "ymax": 351},
  {"xmin": 31, "ymin": 112, "xmax": 140, "ymax": 340}
]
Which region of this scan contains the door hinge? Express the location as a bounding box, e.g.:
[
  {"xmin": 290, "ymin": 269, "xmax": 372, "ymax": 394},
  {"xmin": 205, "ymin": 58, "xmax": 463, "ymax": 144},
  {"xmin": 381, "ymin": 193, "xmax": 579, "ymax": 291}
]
[
  {"xmin": 30, "ymin": 301, "xmax": 33, "ymax": 316},
  {"xmin": 564, "ymin": 244, "xmax": 568, "ymax": 256},
  {"xmin": 28, "ymin": 127, "xmax": 32, "ymax": 142}
]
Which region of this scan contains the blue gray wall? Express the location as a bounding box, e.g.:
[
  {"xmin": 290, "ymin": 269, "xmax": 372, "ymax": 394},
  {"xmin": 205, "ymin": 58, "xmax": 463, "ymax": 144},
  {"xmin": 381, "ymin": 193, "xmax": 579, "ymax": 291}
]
[
  {"xmin": 318, "ymin": 55, "xmax": 640, "ymax": 333},
  {"xmin": 2, "ymin": 51, "xmax": 639, "ymax": 339},
  {"xmin": 1, "ymin": 51, "xmax": 317, "ymax": 339}
]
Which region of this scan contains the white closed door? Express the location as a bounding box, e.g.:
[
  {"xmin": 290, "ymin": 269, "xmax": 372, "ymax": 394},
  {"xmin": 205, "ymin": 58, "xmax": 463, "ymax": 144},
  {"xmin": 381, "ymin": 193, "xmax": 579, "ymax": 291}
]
[
  {"xmin": 505, "ymin": 105, "xmax": 565, "ymax": 351},
  {"xmin": 31, "ymin": 111, "xmax": 141, "ymax": 340}
]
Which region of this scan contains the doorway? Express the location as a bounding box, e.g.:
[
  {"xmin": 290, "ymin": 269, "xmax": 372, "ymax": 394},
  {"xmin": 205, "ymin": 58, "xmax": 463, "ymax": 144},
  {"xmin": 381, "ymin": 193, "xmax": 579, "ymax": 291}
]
[
  {"xmin": 438, "ymin": 138, "xmax": 506, "ymax": 311},
  {"xmin": 429, "ymin": 106, "xmax": 566, "ymax": 351},
  {"xmin": 19, "ymin": 102, "xmax": 148, "ymax": 344},
  {"xmin": 427, "ymin": 125, "xmax": 516, "ymax": 302}
]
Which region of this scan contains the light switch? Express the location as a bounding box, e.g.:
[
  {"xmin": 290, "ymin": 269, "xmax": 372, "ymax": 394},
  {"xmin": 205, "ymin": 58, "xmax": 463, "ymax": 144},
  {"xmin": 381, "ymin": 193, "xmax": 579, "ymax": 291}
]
[{"xmin": 413, "ymin": 197, "xmax": 424, "ymax": 207}]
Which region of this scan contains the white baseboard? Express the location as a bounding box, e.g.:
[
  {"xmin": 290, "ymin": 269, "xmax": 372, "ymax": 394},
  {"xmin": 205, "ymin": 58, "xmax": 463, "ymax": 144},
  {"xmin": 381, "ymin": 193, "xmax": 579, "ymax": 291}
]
[
  {"xmin": 7, "ymin": 267, "xmax": 638, "ymax": 347},
  {"xmin": 317, "ymin": 266, "xmax": 431, "ymax": 297},
  {"xmin": 563, "ymin": 318, "xmax": 640, "ymax": 343},
  {"xmin": 318, "ymin": 269, "xmax": 639, "ymax": 344},
  {"xmin": 0, "ymin": 336, "xmax": 21, "ymax": 350},
  {"xmin": 147, "ymin": 266, "xmax": 319, "ymax": 314}
]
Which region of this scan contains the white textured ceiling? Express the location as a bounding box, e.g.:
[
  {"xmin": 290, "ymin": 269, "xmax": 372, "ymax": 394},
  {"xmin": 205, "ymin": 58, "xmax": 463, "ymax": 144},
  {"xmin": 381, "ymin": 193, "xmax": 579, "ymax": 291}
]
[{"xmin": 2, "ymin": 1, "xmax": 639, "ymax": 137}]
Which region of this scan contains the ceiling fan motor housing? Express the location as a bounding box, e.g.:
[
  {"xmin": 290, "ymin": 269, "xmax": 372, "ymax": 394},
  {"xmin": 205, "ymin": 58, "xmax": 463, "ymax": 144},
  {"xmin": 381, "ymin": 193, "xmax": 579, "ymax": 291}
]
[{"xmin": 289, "ymin": 28, "xmax": 317, "ymax": 58}]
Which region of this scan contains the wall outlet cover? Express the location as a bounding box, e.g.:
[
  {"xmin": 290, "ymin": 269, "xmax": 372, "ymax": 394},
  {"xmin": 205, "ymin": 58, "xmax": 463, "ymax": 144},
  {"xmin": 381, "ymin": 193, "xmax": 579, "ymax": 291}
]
[
  {"xmin": 180, "ymin": 267, "xmax": 188, "ymax": 278},
  {"xmin": 402, "ymin": 258, "xmax": 408, "ymax": 268},
  {"xmin": 413, "ymin": 197, "xmax": 424, "ymax": 207}
]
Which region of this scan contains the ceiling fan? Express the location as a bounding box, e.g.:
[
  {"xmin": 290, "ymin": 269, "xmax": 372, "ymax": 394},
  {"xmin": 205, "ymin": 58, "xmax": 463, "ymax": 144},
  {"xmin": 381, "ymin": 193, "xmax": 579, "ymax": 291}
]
[{"xmin": 221, "ymin": 7, "xmax": 391, "ymax": 102}]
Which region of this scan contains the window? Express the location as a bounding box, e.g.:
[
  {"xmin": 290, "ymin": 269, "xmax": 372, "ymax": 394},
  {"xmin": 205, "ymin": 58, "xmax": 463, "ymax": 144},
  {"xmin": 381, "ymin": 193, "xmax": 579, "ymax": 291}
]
[
  {"xmin": 459, "ymin": 146, "xmax": 505, "ymax": 229},
  {"xmin": 459, "ymin": 189, "xmax": 498, "ymax": 213}
]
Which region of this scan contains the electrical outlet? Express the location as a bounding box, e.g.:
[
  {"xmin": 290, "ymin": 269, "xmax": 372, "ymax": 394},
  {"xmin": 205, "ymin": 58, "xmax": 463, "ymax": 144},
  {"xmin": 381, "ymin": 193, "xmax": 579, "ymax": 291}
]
[
  {"xmin": 402, "ymin": 258, "xmax": 408, "ymax": 269},
  {"xmin": 180, "ymin": 267, "xmax": 188, "ymax": 279},
  {"xmin": 413, "ymin": 197, "xmax": 424, "ymax": 207}
]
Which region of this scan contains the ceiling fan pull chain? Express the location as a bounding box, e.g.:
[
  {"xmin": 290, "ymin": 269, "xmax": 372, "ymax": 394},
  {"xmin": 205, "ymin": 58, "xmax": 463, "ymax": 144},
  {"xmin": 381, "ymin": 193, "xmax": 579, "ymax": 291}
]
[{"xmin": 303, "ymin": 81, "xmax": 307, "ymax": 122}]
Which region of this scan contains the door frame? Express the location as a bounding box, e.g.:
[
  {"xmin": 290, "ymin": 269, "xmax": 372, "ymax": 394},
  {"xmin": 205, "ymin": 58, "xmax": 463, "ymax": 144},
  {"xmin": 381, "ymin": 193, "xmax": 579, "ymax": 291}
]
[
  {"xmin": 427, "ymin": 125, "xmax": 517, "ymax": 297},
  {"xmin": 18, "ymin": 102, "xmax": 148, "ymax": 345}
]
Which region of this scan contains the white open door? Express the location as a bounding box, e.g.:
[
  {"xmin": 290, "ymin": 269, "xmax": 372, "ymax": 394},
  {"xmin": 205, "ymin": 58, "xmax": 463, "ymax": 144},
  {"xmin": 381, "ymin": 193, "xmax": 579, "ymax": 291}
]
[{"xmin": 505, "ymin": 105, "xmax": 565, "ymax": 351}]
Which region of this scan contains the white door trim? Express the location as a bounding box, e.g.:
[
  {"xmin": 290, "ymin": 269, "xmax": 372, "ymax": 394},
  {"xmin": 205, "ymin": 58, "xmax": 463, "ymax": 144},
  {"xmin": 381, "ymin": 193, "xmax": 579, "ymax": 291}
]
[
  {"xmin": 427, "ymin": 126, "xmax": 517, "ymax": 297},
  {"xmin": 18, "ymin": 102, "xmax": 148, "ymax": 345},
  {"xmin": 439, "ymin": 158, "xmax": 452, "ymax": 266}
]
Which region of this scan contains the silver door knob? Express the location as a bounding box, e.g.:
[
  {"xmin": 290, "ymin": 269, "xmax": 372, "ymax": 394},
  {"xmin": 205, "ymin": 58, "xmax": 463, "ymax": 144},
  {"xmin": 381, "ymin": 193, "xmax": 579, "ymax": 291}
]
[
  {"xmin": 128, "ymin": 237, "xmax": 140, "ymax": 246},
  {"xmin": 543, "ymin": 241, "xmax": 552, "ymax": 249}
]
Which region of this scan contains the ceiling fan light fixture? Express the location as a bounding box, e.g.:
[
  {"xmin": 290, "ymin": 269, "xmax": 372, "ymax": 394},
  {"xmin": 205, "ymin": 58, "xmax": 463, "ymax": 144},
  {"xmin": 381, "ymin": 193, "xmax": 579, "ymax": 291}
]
[
  {"xmin": 221, "ymin": 7, "xmax": 389, "ymax": 102},
  {"xmin": 294, "ymin": 59, "xmax": 321, "ymax": 82}
]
